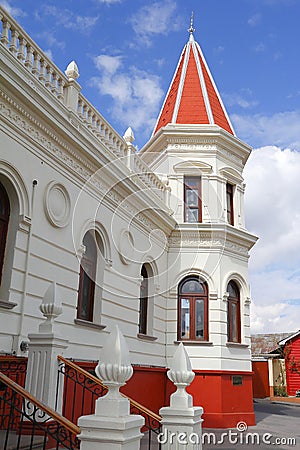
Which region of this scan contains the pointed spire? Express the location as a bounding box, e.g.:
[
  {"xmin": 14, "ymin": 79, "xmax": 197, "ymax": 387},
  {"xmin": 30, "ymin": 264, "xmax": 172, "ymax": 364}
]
[
  {"xmin": 188, "ymin": 11, "xmax": 195, "ymax": 36},
  {"xmin": 152, "ymin": 17, "xmax": 235, "ymax": 136}
]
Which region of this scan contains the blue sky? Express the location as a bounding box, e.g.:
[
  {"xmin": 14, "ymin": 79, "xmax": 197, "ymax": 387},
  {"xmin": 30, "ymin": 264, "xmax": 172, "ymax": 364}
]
[{"xmin": 1, "ymin": 0, "xmax": 300, "ymax": 334}]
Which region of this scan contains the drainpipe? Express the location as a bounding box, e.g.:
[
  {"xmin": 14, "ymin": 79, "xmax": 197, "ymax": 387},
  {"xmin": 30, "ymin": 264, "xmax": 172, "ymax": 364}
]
[{"xmin": 17, "ymin": 179, "xmax": 38, "ymax": 353}]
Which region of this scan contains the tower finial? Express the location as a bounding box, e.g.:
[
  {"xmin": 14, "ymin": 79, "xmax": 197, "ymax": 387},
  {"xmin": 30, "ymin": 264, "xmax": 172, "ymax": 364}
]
[{"xmin": 188, "ymin": 11, "xmax": 195, "ymax": 35}]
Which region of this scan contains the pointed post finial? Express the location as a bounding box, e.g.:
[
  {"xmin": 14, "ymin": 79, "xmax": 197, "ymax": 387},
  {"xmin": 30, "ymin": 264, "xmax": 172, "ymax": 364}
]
[{"xmin": 188, "ymin": 11, "xmax": 195, "ymax": 35}]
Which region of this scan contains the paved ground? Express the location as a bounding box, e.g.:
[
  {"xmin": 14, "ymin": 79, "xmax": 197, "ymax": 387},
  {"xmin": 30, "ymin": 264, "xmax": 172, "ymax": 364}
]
[
  {"xmin": 202, "ymin": 399, "xmax": 300, "ymax": 450},
  {"xmin": 141, "ymin": 399, "xmax": 300, "ymax": 449}
]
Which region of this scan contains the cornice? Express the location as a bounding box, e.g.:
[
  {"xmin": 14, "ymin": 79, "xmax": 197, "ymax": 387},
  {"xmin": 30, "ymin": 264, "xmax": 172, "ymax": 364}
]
[
  {"xmin": 168, "ymin": 225, "xmax": 257, "ymax": 255},
  {"xmin": 0, "ymin": 90, "xmax": 174, "ymax": 234},
  {"xmin": 140, "ymin": 124, "xmax": 251, "ymax": 168}
]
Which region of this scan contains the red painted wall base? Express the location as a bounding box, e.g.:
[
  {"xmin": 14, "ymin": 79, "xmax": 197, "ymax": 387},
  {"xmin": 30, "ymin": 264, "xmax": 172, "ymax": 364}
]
[
  {"xmin": 124, "ymin": 366, "xmax": 255, "ymax": 429},
  {"xmin": 74, "ymin": 361, "xmax": 256, "ymax": 429}
]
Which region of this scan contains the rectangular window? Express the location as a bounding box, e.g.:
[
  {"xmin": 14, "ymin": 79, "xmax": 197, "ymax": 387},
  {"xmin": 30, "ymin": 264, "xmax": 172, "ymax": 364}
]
[
  {"xmin": 184, "ymin": 177, "xmax": 202, "ymax": 223},
  {"xmin": 180, "ymin": 298, "xmax": 190, "ymax": 339},
  {"xmin": 195, "ymin": 299, "xmax": 204, "ymax": 338},
  {"xmin": 226, "ymin": 183, "xmax": 234, "ymax": 225}
]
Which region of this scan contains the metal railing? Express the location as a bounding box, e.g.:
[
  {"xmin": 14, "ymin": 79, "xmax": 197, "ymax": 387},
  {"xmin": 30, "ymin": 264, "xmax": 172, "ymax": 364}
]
[
  {"xmin": 57, "ymin": 355, "xmax": 162, "ymax": 449},
  {"xmin": 0, "ymin": 356, "xmax": 27, "ymax": 388},
  {"xmin": 0, "ymin": 371, "xmax": 80, "ymax": 450}
]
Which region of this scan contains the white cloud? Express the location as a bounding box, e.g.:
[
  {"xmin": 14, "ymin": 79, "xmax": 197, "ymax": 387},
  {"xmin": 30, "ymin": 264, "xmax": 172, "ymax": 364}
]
[
  {"xmin": 36, "ymin": 31, "xmax": 65, "ymax": 51},
  {"xmin": 44, "ymin": 49, "xmax": 54, "ymax": 61},
  {"xmin": 248, "ymin": 13, "xmax": 261, "ymax": 27},
  {"xmin": 40, "ymin": 5, "xmax": 99, "ymax": 34},
  {"xmin": 130, "ymin": 0, "xmax": 179, "ymax": 46},
  {"xmin": 263, "ymin": 0, "xmax": 296, "ymax": 4},
  {"xmin": 253, "ymin": 42, "xmax": 266, "ymax": 52},
  {"xmin": 250, "ymin": 301, "xmax": 299, "ymax": 334},
  {"xmin": 232, "ymin": 111, "xmax": 300, "ymax": 150},
  {"xmin": 97, "ymin": 0, "xmax": 122, "ymax": 3},
  {"xmin": 94, "ymin": 55, "xmax": 122, "ymax": 75},
  {"xmin": 223, "ymin": 91, "xmax": 258, "ymax": 109},
  {"xmin": 0, "ymin": 0, "xmax": 26, "ymax": 17},
  {"xmin": 214, "ymin": 46, "xmax": 225, "ymax": 53},
  {"xmin": 244, "ymin": 146, "xmax": 300, "ymax": 332},
  {"xmin": 90, "ymin": 54, "xmax": 164, "ymax": 140}
]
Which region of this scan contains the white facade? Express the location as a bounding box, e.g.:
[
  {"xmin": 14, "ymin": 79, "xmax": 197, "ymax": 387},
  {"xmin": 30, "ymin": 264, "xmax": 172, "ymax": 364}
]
[{"xmin": 0, "ymin": 6, "xmax": 257, "ymax": 377}]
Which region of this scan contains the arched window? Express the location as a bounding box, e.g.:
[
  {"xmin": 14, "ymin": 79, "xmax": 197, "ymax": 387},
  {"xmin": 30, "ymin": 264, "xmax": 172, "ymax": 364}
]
[
  {"xmin": 227, "ymin": 280, "xmax": 241, "ymax": 343},
  {"xmin": 77, "ymin": 231, "xmax": 97, "ymax": 322},
  {"xmin": 139, "ymin": 264, "xmax": 148, "ymax": 335},
  {"xmin": 178, "ymin": 277, "xmax": 208, "ymax": 341},
  {"xmin": 0, "ymin": 182, "xmax": 10, "ymax": 285}
]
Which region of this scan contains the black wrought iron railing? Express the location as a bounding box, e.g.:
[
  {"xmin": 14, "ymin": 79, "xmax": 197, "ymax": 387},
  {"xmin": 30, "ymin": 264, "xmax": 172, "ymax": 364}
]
[
  {"xmin": 57, "ymin": 355, "xmax": 162, "ymax": 449},
  {"xmin": 0, "ymin": 371, "xmax": 80, "ymax": 450},
  {"xmin": 0, "ymin": 356, "xmax": 27, "ymax": 388}
]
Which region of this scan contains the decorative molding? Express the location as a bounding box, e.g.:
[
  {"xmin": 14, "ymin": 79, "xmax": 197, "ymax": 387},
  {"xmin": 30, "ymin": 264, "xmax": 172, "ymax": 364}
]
[
  {"xmin": 0, "ymin": 90, "xmax": 168, "ymax": 234},
  {"xmin": 173, "ymin": 160, "xmax": 212, "ymax": 174},
  {"xmin": 74, "ymin": 319, "xmax": 106, "ymax": 330},
  {"xmin": 168, "ymin": 229, "xmax": 250, "ymax": 257},
  {"xmin": 0, "ymin": 300, "xmax": 17, "ymax": 309},
  {"xmin": 209, "ymin": 292, "xmax": 218, "ymax": 301},
  {"xmin": 105, "ymin": 258, "xmax": 113, "ymax": 268},
  {"xmin": 174, "ymin": 340, "xmax": 213, "ymax": 346},
  {"xmin": 244, "ymin": 297, "xmax": 251, "ymax": 306},
  {"xmin": 137, "ymin": 333, "xmax": 158, "ymax": 342},
  {"xmin": 223, "ymin": 292, "xmax": 229, "ymax": 302},
  {"xmin": 18, "ymin": 214, "xmax": 31, "ymax": 233},
  {"xmin": 219, "ymin": 148, "xmax": 242, "ymax": 166},
  {"xmin": 168, "ymin": 143, "xmax": 217, "ymax": 152},
  {"xmin": 44, "ymin": 181, "xmax": 71, "ymax": 228},
  {"xmin": 219, "ymin": 167, "xmax": 244, "ymax": 184},
  {"xmin": 226, "ymin": 342, "xmax": 249, "ymax": 348},
  {"xmin": 118, "ymin": 230, "xmax": 134, "ymax": 265}
]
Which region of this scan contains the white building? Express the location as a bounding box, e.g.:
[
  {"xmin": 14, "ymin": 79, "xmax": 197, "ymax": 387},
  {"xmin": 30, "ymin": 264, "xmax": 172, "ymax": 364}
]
[{"xmin": 0, "ymin": 6, "xmax": 257, "ymax": 427}]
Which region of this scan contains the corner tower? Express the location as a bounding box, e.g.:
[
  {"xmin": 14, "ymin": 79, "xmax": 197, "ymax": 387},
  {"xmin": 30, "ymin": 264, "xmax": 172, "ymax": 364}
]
[{"xmin": 140, "ymin": 20, "xmax": 257, "ymax": 428}]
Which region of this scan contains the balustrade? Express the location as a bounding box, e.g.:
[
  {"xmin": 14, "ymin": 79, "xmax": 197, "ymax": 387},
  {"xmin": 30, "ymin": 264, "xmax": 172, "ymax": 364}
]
[{"xmin": 0, "ymin": 5, "xmax": 169, "ymax": 208}]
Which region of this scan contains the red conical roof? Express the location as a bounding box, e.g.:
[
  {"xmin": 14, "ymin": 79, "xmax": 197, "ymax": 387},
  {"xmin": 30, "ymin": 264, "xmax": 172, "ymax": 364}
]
[{"xmin": 153, "ymin": 33, "xmax": 235, "ymax": 136}]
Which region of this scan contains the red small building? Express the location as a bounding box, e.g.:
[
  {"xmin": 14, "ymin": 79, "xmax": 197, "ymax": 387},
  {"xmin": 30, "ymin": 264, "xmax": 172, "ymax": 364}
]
[{"xmin": 279, "ymin": 331, "xmax": 300, "ymax": 396}]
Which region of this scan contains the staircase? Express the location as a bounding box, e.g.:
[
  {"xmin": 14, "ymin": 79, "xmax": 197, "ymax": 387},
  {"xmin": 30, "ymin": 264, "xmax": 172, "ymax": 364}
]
[
  {"xmin": 57, "ymin": 355, "xmax": 162, "ymax": 448},
  {"xmin": 0, "ymin": 372, "xmax": 80, "ymax": 450},
  {"xmin": 0, "ymin": 355, "xmax": 162, "ymax": 449}
]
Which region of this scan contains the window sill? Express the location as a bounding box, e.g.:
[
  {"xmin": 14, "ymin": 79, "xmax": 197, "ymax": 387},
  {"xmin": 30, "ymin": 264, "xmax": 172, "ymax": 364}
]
[
  {"xmin": 74, "ymin": 319, "xmax": 106, "ymax": 330},
  {"xmin": 0, "ymin": 300, "xmax": 17, "ymax": 310},
  {"xmin": 137, "ymin": 333, "xmax": 158, "ymax": 342},
  {"xmin": 174, "ymin": 340, "xmax": 213, "ymax": 346},
  {"xmin": 226, "ymin": 342, "xmax": 249, "ymax": 348}
]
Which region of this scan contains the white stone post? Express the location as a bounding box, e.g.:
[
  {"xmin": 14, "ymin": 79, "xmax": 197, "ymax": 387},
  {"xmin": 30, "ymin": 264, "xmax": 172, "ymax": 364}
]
[
  {"xmin": 159, "ymin": 343, "xmax": 203, "ymax": 449},
  {"xmin": 25, "ymin": 282, "xmax": 69, "ymax": 413},
  {"xmin": 64, "ymin": 60, "xmax": 81, "ymax": 112},
  {"xmin": 78, "ymin": 325, "xmax": 144, "ymax": 450},
  {"xmin": 123, "ymin": 126, "xmax": 136, "ymax": 170}
]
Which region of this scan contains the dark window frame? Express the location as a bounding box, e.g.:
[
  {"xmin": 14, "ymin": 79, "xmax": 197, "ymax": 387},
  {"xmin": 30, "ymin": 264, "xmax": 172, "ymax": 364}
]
[
  {"xmin": 226, "ymin": 183, "xmax": 234, "ymax": 225},
  {"xmin": 184, "ymin": 176, "xmax": 202, "ymax": 223},
  {"xmin": 0, "ymin": 182, "xmax": 10, "ymax": 285},
  {"xmin": 139, "ymin": 264, "xmax": 148, "ymax": 335},
  {"xmin": 77, "ymin": 231, "xmax": 97, "ymax": 322},
  {"xmin": 227, "ymin": 280, "xmax": 241, "ymax": 343},
  {"xmin": 178, "ymin": 276, "xmax": 208, "ymax": 341}
]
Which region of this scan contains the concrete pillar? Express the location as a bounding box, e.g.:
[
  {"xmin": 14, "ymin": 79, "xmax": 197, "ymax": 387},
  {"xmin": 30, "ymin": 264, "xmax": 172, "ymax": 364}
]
[
  {"xmin": 25, "ymin": 282, "xmax": 68, "ymax": 413},
  {"xmin": 78, "ymin": 325, "xmax": 144, "ymax": 450},
  {"xmin": 159, "ymin": 343, "xmax": 203, "ymax": 449},
  {"xmin": 64, "ymin": 60, "xmax": 81, "ymax": 112}
]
